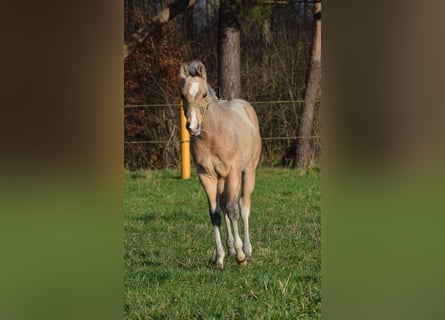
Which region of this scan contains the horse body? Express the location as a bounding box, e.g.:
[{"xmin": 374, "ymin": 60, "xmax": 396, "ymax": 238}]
[
  {"xmin": 192, "ymin": 99, "xmax": 259, "ymax": 176},
  {"xmin": 180, "ymin": 61, "xmax": 261, "ymax": 269}
]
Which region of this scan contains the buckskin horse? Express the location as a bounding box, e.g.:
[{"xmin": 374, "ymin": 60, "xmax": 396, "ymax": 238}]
[{"xmin": 179, "ymin": 61, "xmax": 261, "ymax": 269}]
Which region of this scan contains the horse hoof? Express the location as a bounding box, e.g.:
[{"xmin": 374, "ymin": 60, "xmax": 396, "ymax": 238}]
[
  {"xmin": 246, "ymin": 255, "xmax": 252, "ymax": 262},
  {"xmin": 215, "ymin": 262, "xmax": 224, "ymax": 270},
  {"xmin": 237, "ymin": 258, "xmax": 247, "ymax": 266}
]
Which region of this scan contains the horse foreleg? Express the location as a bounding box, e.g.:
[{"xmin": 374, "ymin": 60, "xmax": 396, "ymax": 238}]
[
  {"xmin": 210, "ymin": 208, "xmax": 225, "ymax": 270},
  {"xmin": 200, "ymin": 175, "xmax": 225, "ymax": 269}
]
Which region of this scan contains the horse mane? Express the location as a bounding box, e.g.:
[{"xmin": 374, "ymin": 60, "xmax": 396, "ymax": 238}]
[{"xmin": 207, "ymin": 85, "xmax": 218, "ymax": 100}]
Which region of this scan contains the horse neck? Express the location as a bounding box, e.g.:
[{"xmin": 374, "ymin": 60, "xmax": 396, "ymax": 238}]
[{"xmin": 199, "ymin": 97, "xmax": 219, "ymax": 141}]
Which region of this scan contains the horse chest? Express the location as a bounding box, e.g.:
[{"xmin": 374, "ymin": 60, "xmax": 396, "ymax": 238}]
[{"xmin": 191, "ymin": 139, "xmax": 231, "ymax": 178}]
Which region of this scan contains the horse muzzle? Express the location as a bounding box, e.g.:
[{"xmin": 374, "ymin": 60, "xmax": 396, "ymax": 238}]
[{"xmin": 186, "ymin": 122, "xmax": 201, "ymax": 136}]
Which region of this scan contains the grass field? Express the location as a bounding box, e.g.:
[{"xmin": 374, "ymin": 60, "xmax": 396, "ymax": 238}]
[{"xmin": 124, "ymin": 168, "xmax": 321, "ymax": 319}]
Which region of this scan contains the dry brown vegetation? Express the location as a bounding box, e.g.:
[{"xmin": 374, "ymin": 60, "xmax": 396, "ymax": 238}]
[{"xmin": 124, "ymin": 1, "xmax": 320, "ymax": 170}]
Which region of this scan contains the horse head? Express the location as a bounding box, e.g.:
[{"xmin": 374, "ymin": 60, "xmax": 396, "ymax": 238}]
[{"xmin": 179, "ymin": 61, "xmax": 210, "ymax": 136}]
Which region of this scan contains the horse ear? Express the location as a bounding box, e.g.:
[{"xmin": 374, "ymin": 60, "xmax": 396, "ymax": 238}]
[
  {"xmin": 180, "ymin": 63, "xmax": 189, "ymax": 79},
  {"xmin": 196, "ymin": 61, "xmax": 207, "ymax": 80}
]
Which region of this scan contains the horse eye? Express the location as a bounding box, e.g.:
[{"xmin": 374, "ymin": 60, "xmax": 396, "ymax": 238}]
[{"xmin": 202, "ymin": 93, "xmax": 207, "ymax": 98}]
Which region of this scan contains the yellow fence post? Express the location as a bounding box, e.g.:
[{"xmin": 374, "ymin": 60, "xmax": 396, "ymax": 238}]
[{"xmin": 180, "ymin": 100, "xmax": 191, "ymax": 179}]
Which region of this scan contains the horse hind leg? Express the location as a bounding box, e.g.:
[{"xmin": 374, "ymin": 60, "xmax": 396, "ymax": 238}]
[
  {"xmin": 240, "ymin": 170, "xmax": 256, "ymax": 261},
  {"xmin": 226, "ymin": 173, "xmax": 247, "ymax": 265},
  {"xmin": 224, "ymin": 213, "xmax": 236, "ymax": 257},
  {"xmin": 219, "ymin": 178, "xmax": 236, "ymax": 257},
  {"xmin": 227, "ymin": 202, "xmax": 246, "ymax": 265}
]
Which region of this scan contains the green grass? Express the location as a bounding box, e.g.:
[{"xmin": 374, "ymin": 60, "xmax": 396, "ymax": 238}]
[{"xmin": 124, "ymin": 168, "xmax": 321, "ymax": 319}]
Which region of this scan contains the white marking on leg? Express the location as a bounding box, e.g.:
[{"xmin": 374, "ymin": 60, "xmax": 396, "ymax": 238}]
[
  {"xmin": 189, "ymin": 81, "xmax": 200, "ymax": 98},
  {"xmin": 240, "ymin": 172, "xmax": 255, "ymax": 260},
  {"xmin": 241, "ymin": 205, "xmax": 252, "ymax": 259},
  {"xmin": 213, "ymin": 225, "xmax": 225, "ymax": 269}
]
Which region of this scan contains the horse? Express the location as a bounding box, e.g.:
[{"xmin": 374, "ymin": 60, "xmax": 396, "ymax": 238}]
[{"xmin": 179, "ymin": 60, "xmax": 262, "ymax": 269}]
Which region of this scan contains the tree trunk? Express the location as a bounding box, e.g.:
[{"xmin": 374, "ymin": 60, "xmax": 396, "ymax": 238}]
[
  {"xmin": 261, "ymin": 17, "xmax": 272, "ymax": 85},
  {"xmin": 294, "ymin": 2, "xmax": 321, "ymax": 169},
  {"xmin": 124, "ymin": 0, "xmax": 130, "ymax": 40},
  {"xmin": 124, "ymin": 0, "xmax": 196, "ymax": 60},
  {"xmin": 218, "ymin": 0, "xmax": 241, "ymax": 100},
  {"xmin": 206, "ymin": 0, "xmax": 213, "ymax": 29},
  {"xmin": 184, "ymin": 3, "xmax": 194, "ymax": 40}
]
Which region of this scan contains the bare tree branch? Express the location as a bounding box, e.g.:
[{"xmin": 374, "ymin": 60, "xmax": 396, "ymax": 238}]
[{"xmin": 124, "ymin": 0, "xmax": 197, "ymax": 60}]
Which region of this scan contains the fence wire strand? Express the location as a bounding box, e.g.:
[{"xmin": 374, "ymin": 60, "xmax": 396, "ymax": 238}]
[
  {"xmin": 124, "ymin": 136, "xmax": 320, "ymax": 144},
  {"xmin": 124, "ymin": 100, "xmax": 315, "ymax": 108}
]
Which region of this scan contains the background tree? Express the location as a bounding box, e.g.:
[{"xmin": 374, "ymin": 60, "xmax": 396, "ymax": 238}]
[
  {"xmin": 218, "ymin": 0, "xmax": 241, "ymax": 100},
  {"xmin": 294, "ymin": 1, "xmax": 321, "ymax": 169}
]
